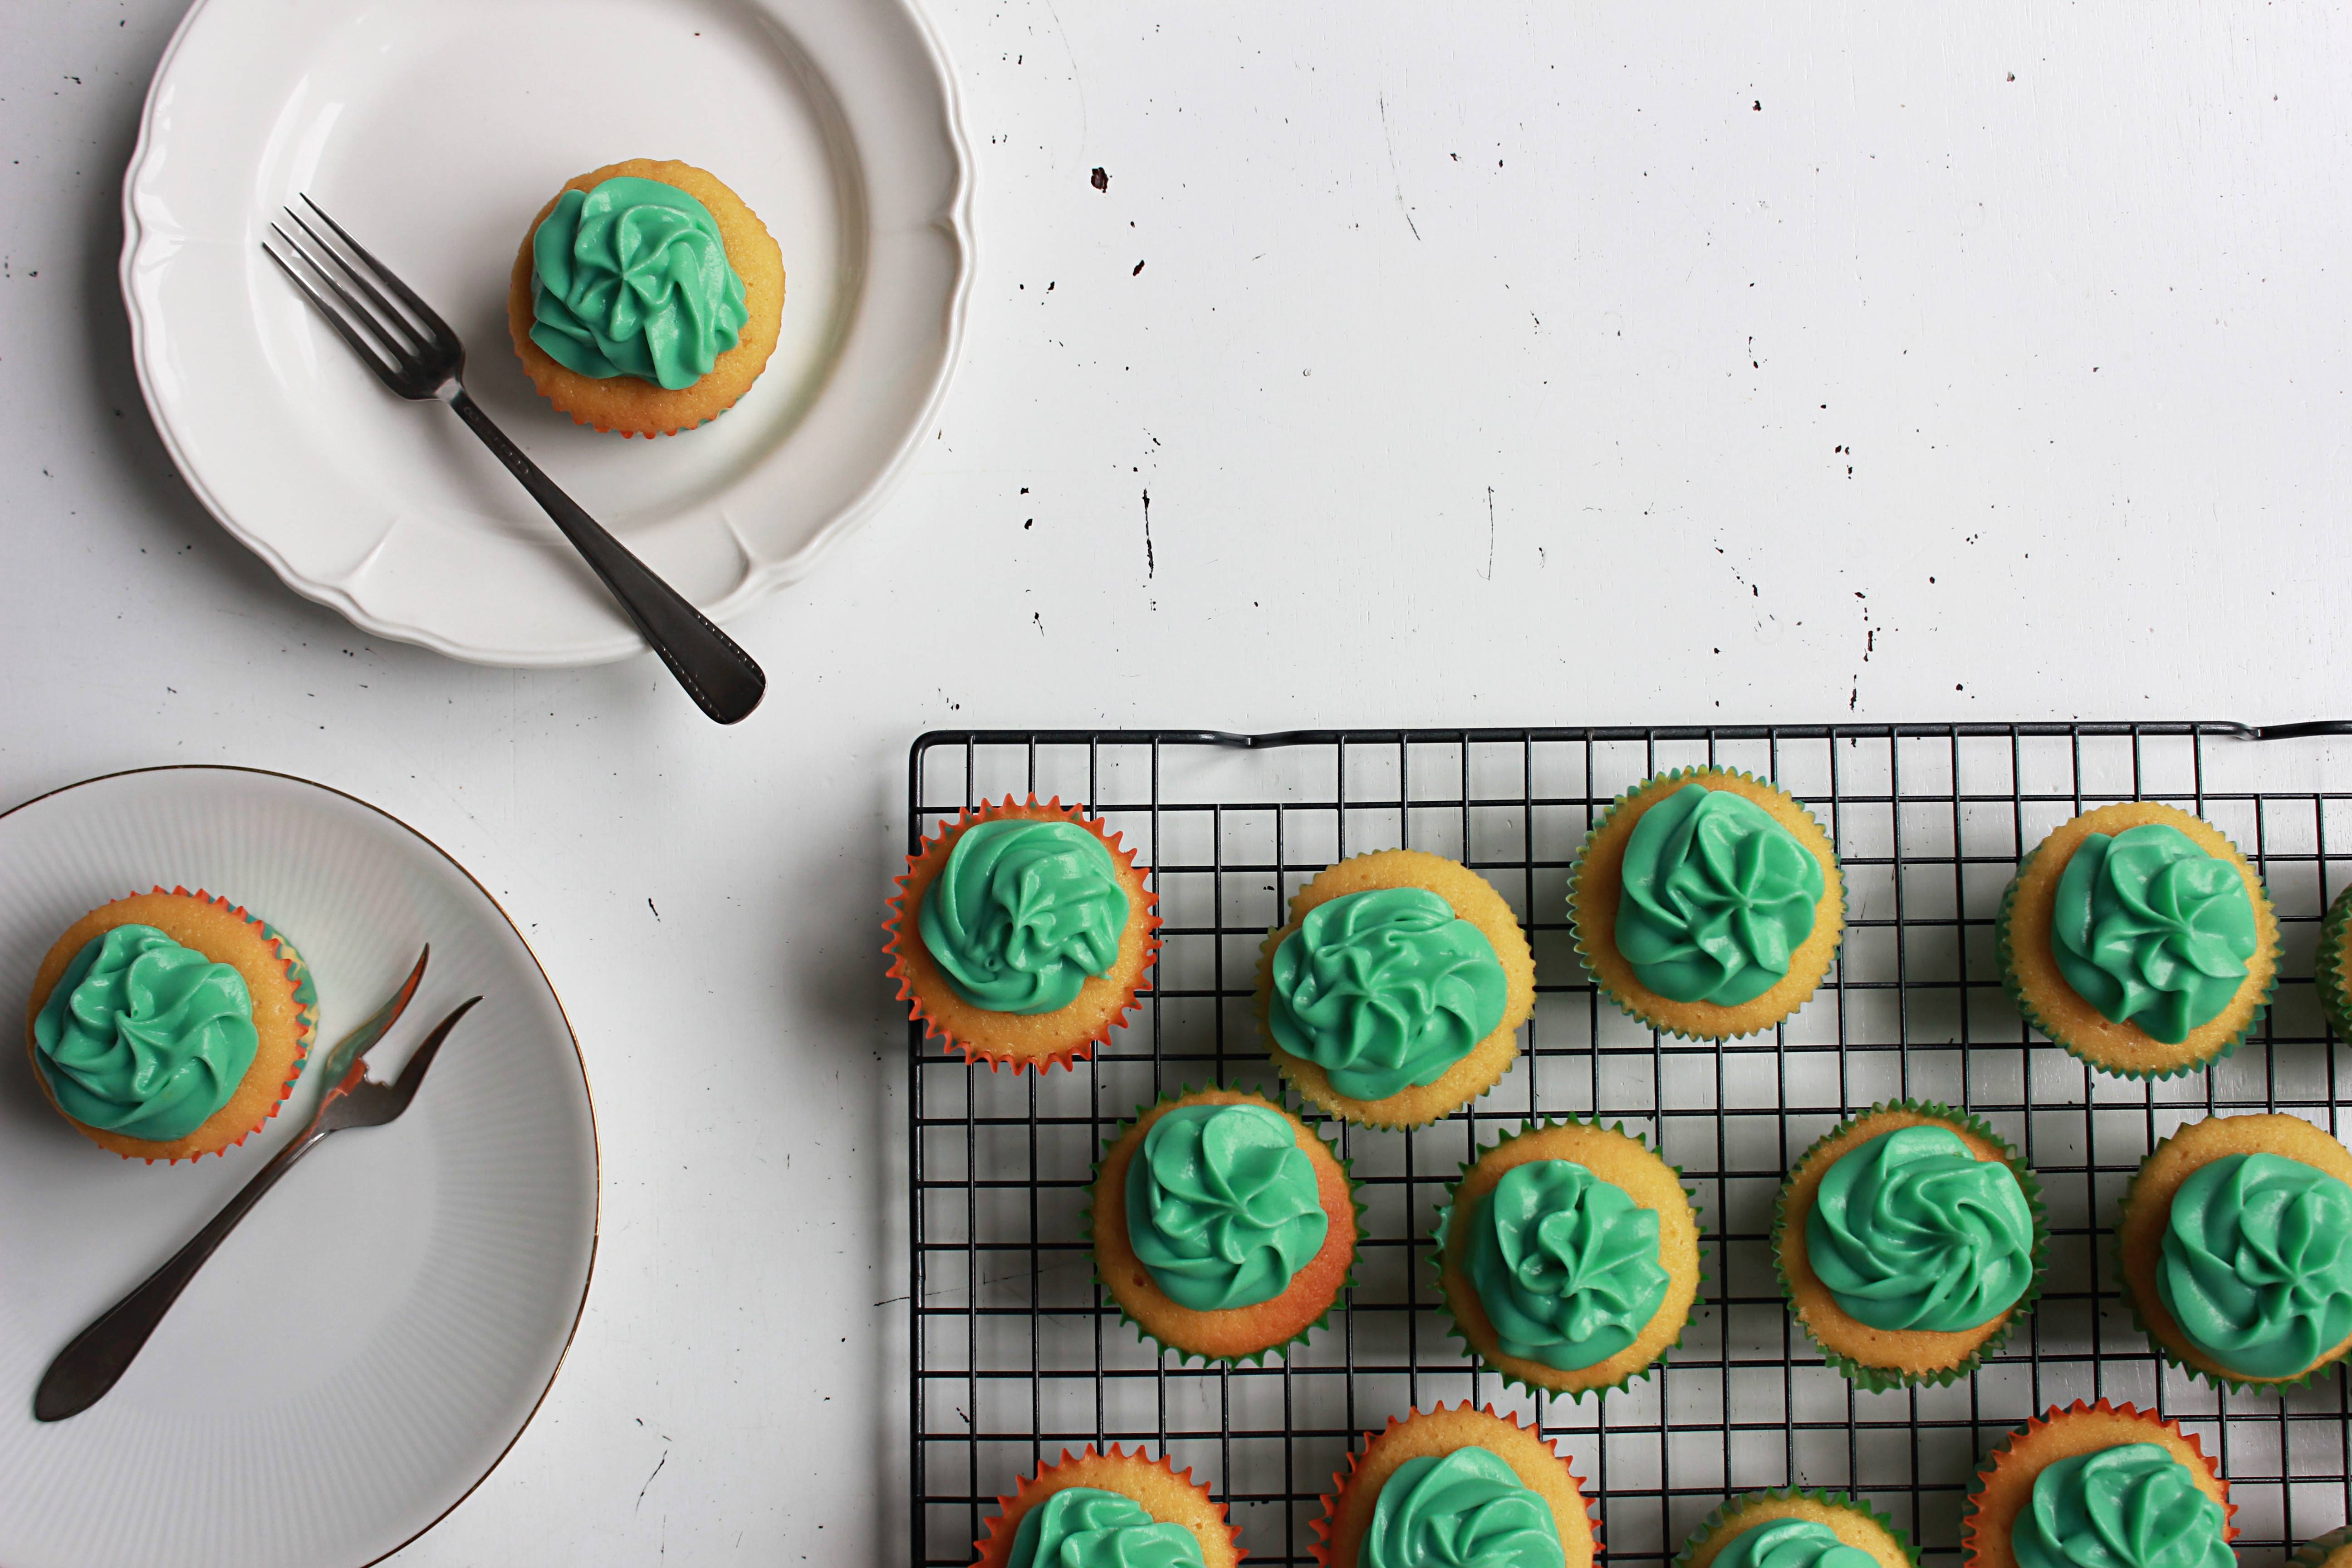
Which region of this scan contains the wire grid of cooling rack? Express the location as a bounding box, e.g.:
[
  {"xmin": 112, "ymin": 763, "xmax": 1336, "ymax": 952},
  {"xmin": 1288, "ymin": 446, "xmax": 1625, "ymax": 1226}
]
[{"xmin": 906, "ymin": 723, "xmax": 2352, "ymax": 1568}]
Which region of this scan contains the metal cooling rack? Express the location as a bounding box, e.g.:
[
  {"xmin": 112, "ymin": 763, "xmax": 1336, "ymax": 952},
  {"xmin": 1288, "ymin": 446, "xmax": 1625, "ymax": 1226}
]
[{"xmin": 905, "ymin": 722, "xmax": 2352, "ymax": 1568}]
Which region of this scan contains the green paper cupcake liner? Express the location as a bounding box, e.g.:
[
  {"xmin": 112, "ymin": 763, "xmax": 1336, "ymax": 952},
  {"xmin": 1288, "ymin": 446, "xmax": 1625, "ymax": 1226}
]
[
  {"xmin": 1993, "ymin": 823, "xmax": 2280, "ymax": 1081},
  {"xmin": 1567, "ymin": 767, "xmax": 1846, "ymax": 1043},
  {"xmin": 2316, "ymin": 884, "xmax": 2352, "ymax": 1043},
  {"xmin": 1772, "ymin": 1100, "xmax": 2048, "ymax": 1392},
  {"xmin": 1672, "ymin": 1488, "xmax": 1922, "ymax": 1568},
  {"xmin": 1431, "ymin": 1117, "xmax": 1705, "ymax": 1401},
  {"xmin": 2292, "ymin": 1526, "xmax": 2352, "ymax": 1568},
  {"xmin": 1086, "ymin": 1084, "xmax": 1365, "ymax": 1369},
  {"xmin": 2113, "ymin": 1128, "xmax": 2352, "ymax": 1396}
]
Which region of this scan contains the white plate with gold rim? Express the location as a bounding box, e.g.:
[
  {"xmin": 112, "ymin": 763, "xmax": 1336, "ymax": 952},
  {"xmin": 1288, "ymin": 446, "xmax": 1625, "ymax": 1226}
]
[
  {"xmin": 122, "ymin": 0, "xmax": 972, "ymax": 666},
  {"xmin": 0, "ymin": 767, "xmax": 596, "ymax": 1568}
]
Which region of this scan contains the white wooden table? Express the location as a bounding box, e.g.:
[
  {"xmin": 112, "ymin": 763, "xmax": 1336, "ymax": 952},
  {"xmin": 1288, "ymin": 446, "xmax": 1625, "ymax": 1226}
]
[{"xmin": 4, "ymin": 3, "xmax": 2347, "ymax": 1561}]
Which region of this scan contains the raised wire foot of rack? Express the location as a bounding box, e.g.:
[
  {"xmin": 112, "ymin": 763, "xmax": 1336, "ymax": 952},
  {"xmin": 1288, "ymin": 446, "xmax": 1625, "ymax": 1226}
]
[{"xmin": 906, "ymin": 723, "xmax": 2352, "ymax": 1568}]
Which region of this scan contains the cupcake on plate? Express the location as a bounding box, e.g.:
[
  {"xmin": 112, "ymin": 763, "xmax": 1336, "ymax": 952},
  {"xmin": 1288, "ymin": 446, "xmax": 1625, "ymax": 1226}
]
[
  {"xmin": 1258, "ymin": 848, "xmax": 1535, "ymax": 1128},
  {"xmin": 26, "ymin": 888, "xmax": 318, "ymax": 1162},
  {"xmin": 1774, "ymin": 1102, "xmax": 2044, "ymax": 1389},
  {"xmin": 2316, "ymin": 883, "xmax": 2352, "ymax": 1042},
  {"xmin": 509, "ymin": 157, "xmax": 784, "ymax": 436},
  {"xmin": 1313, "ymin": 1404, "xmax": 1597, "ymax": 1568},
  {"xmin": 1675, "ymin": 1491, "xmax": 1916, "ymax": 1568},
  {"xmin": 886, "ymin": 797, "xmax": 1159, "ymax": 1070},
  {"xmin": 1091, "ymin": 1087, "xmax": 1359, "ymax": 1364},
  {"xmin": 1963, "ymin": 1401, "xmax": 2232, "ymax": 1568},
  {"xmin": 972, "ymin": 1447, "xmax": 1240, "ymax": 1568},
  {"xmin": 1569, "ymin": 768, "xmax": 1844, "ymax": 1041},
  {"xmin": 2117, "ymin": 1112, "xmax": 2352, "ymax": 1389},
  {"xmin": 1996, "ymin": 801, "xmax": 2278, "ymax": 1079},
  {"xmin": 1435, "ymin": 1119, "xmax": 1702, "ymax": 1397}
]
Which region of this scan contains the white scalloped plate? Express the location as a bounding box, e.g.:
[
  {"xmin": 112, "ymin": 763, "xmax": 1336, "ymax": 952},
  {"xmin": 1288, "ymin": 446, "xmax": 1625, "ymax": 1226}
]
[
  {"xmin": 0, "ymin": 768, "xmax": 596, "ymax": 1568},
  {"xmin": 122, "ymin": 0, "xmax": 971, "ymax": 666}
]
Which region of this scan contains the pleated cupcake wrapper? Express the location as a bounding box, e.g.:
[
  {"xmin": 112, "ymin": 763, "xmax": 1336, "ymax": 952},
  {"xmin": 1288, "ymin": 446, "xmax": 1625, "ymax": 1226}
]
[
  {"xmin": 2112, "ymin": 1122, "xmax": 2352, "ymax": 1395},
  {"xmin": 1671, "ymin": 1488, "xmax": 1921, "ymax": 1568},
  {"xmin": 72, "ymin": 888, "xmax": 320, "ymax": 1164},
  {"xmin": 1086, "ymin": 1084, "xmax": 1364, "ymax": 1369},
  {"xmin": 1567, "ymin": 767, "xmax": 1846, "ymax": 1043},
  {"xmin": 2315, "ymin": 885, "xmax": 2352, "ymax": 1043},
  {"xmin": 883, "ymin": 795, "xmax": 1161, "ymax": 1073},
  {"xmin": 2290, "ymin": 1524, "xmax": 2352, "ymax": 1568},
  {"xmin": 1771, "ymin": 1100, "xmax": 2048, "ymax": 1392},
  {"xmin": 970, "ymin": 1444, "xmax": 1242, "ymax": 1568},
  {"xmin": 1310, "ymin": 1401, "xmax": 1597, "ymax": 1568},
  {"xmin": 1962, "ymin": 1400, "xmax": 2235, "ymax": 1568},
  {"xmin": 1993, "ymin": 829, "xmax": 2279, "ymax": 1081},
  {"xmin": 1430, "ymin": 1117, "xmax": 1705, "ymax": 1402}
]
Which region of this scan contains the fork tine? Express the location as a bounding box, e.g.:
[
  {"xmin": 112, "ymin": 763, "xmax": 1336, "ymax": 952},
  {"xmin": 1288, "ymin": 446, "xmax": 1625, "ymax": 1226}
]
[
  {"xmin": 269, "ymin": 220, "xmax": 414, "ymax": 368},
  {"xmin": 261, "ymin": 239, "xmax": 401, "ymax": 382},
  {"xmin": 381, "ymin": 995, "xmax": 481, "ymax": 1117},
  {"xmin": 280, "ymin": 207, "xmax": 423, "ymax": 354},
  {"xmin": 300, "ymin": 194, "xmax": 457, "ymax": 344}
]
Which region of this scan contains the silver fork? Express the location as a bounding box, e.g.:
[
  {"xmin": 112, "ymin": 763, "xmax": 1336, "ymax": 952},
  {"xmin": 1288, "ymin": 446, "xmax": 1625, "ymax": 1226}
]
[
  {"xmin": 32, "ymin": 990, "xmax": 482, "ymax": 1422},
  {"xmin": 262, "ymin": 197, "xmax": 766, "ymax": 725}
]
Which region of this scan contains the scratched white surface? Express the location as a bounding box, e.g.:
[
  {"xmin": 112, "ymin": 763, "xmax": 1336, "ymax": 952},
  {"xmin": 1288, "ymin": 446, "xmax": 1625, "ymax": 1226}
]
[{"xmin": 5, "ymin": 2, "xmax": 2352, "ymax": 1562}]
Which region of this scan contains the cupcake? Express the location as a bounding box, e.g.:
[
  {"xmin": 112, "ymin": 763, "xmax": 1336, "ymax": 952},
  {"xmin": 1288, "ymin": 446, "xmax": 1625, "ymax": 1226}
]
[
  {"xmin": 1963, "ymin": 1401, "xmax": 2233, "ymax": 1568},
  {"xmin": 2317, "ymin": 883, "xmax": 2352, "ymax": 1042},
  {"xmin": 2292, "ymin": 1528, "xmax": 2352, "ymax": 1568},
  {"xmin": 508, "ymin": 157, "xmax": 784, "ymax": 436},
  {"xmin": 1996, "ymin": 802, "xmax": 2279, "ymax": 1079},
  {"xmin": 1675, "ymin": 1491, "xmax": 1916, "ymax": 1568},
  {"xmin": 1091, "ymin": 1087, "xmax": 1359, "ymax": 1363},
  {"xmin": 2117, "ymin": 1112, "xmax": 2352, "ymax": 1389},
  {"xmin": 1569, "ymin": 768, "xmax": 1845, "ymax": 1041},
  {"xmin": 1435, "ymin": 1119, "xmax": 1702, "ymax": 1397},
  {"xmin": 886, "ymin": 798, "xmax": 1159, "ymax": 1070},
  {"xmin": 1774, "ymin": 1102, "xmax": 2044, "ymax": 1389},
  {"xmin": 972, "ymin": 1447, "xmax": 1241, "ymax": 1568},
  {"xmin": 1257, "ymin": 849, "xmax": 1535, "ymax": 1128},
  {"xmin": 25, "ymin": 888, "xmax": 318, "ymax": 1162},
  {"xmin": 1314, "ymin": 1404, "xmax": 1597, "ymax": 1568}
]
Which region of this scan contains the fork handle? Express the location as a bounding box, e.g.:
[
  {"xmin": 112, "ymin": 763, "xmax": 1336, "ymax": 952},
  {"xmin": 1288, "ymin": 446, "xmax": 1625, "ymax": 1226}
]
[
  {"xmin": 34, "ymin": 1127, "xmax": 328, "ymax": 1421},
  {"xmin": 444, "ymin": 387, "xmax": 767, "ymax": 725}
]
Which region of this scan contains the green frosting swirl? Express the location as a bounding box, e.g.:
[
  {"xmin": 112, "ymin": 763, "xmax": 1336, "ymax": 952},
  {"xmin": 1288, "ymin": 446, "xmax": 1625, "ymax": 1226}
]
[
  {"xmin": 529, "ymin": 175, "xmax": 748, "ymax": 390},
  {"xmin": 2157, "ymin": 1151, "xmax": 2352, "ymax": 1379},
  {"xmin": 1362, "ymin": 1446, "xmax": 1563, "ymax": 1568},
  {"xmin": 2050, "ymin": 824, "xmax": 2257, "ymax": 1044},
  {"xmin": 1804, "ymin": 1125, "xmax": 2036, "ymax": 1333},
  {"xmin": 1710, "ymin": 1517, "xmax": 1880, "ymax": 1568},
  {"xmin": 2009, "ymin": 1444, "xmax": 2232, "ymax": 1568},
  {"xmin": 1006, "ymin": 1487, "xmax": 1205, "ymax": 1568},
  {"xmin": 1124, "ymin": 1102, "xmax": 1329, "ymax": 1311},
  {"xmin": 919, "ymin": 819, "xmax": 1132, "ymax": 1014},
  {"xmin": 1614, "ymin": 784, "xmax": 1824, "ymax": 1006},
  {"xmin": 1268, "ymin": 887, "xmax": 1508, "ymax": 1101},
  {"xmin": 31, "ymin": 924, "xmax": 259, "ymax": 1141},
  {"xmin": 1467, "ymin": 1159, "xmax": 1668, "ymax": 1370}
]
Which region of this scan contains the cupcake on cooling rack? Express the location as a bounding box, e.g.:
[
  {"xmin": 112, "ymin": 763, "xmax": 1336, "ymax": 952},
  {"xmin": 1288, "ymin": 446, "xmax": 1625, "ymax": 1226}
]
[
  {"xmin": 509, "ymin": 157, "xmax": 785, "ymax": 436},
  {"xmin": 1675, "ymin": 1491, "xmax": 1917, "ymax": 1568},
  {"xmin": 1964, "ymin": 1401, "xmax": 2232, "ymax": 1568},
  {"xmin": 26, "ymin": 887, "xmax": 318, "ymax": 1162},
  {"xmin": 1091, "ymin": 1087, "xmax": 1359, "ymax": 1363},
  {"xmin": 2117, "ymin": 1112, "xmax": 2352, "ymax": 1389},
  {"xmin": 1997, "ymin": 801, "xmax": 2278, "ymax": 1079},
  {"xmin": 2293, "ymin": 1529, "xmax": 2352, "ymax": 1568},
  {"xmin": 1434, "ymin": 1119, "xmax": 1702, "ymax": 1397},
  {"xmin": 887, "ymin": 797, "xmax": 1159, "ymax": 1070},
  {"xmin": 1257, "ymin": 848, "xmax": 1535, "ymax": 1128},
  {"xmin": 1774, "ymin": 1102, "xmax": 2044, "ymax": 1389},
  {"xmin": 1569, "ymin": 768, "xmax": 1844, "ymax": 1041},
  {"xmin": 972, "ymin": 1447, "xmax": 1241, "ymax": 1568},
  {"xmin": 2317, "ymin": 883, "xmax": 2352, "ymax": 1042},
  {"xmin": 1314, "ymin": 1404, "xmax": 1597, "ymax": 1568}
]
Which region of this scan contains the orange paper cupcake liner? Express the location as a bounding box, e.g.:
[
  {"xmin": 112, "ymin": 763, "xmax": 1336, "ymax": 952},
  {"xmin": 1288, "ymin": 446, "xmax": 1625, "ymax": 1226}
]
[
  {"xmin": 970, "ymin": 1445, "xmax": 1243, "ymax": 1568},
  {"xmin": 1962, "ymin": 1399, "xmax": 2234, "ymax": 1568},
  {"xmin": 28, "ymin": 887, "xmax": 319, "ymax": 1163},
  {"xmin": 1313, "ymin": 1402, "xmax": 1598, "ymax": 1568},
  {"xmin": 885, "ymin": 796, "xmax": 1160, "ymax": 1072}
]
